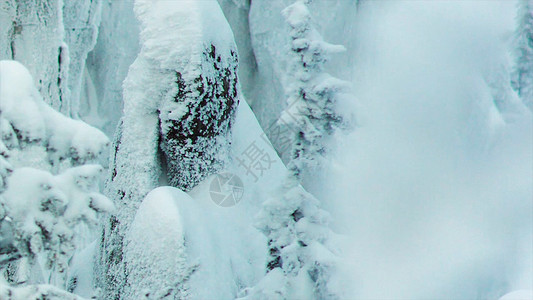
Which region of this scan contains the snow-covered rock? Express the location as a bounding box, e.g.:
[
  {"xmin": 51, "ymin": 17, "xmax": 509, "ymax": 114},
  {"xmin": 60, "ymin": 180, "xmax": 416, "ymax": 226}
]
[
  {"xmin": 124, "ymin": 188, "xmax": 191, "ymax": 299},
  {"xmin": 98, "ymin": 1, "xmax": 241, "ymax": 298}
]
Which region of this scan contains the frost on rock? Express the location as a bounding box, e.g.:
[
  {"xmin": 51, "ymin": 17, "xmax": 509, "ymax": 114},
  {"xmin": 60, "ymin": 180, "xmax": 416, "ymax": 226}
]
[
  {"xmin": 512, "ymin": 0, "xmax": 533, "ymax": 111},
  {"xmin": 0, "ymin": 60, "xmax": 110, "ymax": 171},
  {"xmin": 98, "ymin": 1, "xmax": 240, "ymax": 298},
  {"xmin": 141, "ymin": 0, "xmax": 240, "ymax": 191},
  {"xmin": 160, "ymin": 44, "xmax": 239, "ymax": 191}
]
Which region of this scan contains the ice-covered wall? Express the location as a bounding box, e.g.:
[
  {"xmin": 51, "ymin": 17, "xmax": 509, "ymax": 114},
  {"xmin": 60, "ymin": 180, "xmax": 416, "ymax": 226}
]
[
  {"xmin": 0, "ymin": 0, "xmax": 105, "ymax": 118},
  {"xmin": 0, "ymin": 0, "xmax": 69, "ymax": 113},
  {"xmin": 63, "ymin": 0, "xmax": 102, "ymax": 118},
  {"xmin": 0, "ymin": 0, "xmax": 133, "ymax": 131},
  {"xmin": 0, "ymin": 1, "xmax": 15, "ymax": 59},
  {"xmin": 217, "ymin": 0, "xmax": 257, "ymax": 103},
  {"xmin": 82, "ymin": 0, "xmax": 140, "ymax": 136}
]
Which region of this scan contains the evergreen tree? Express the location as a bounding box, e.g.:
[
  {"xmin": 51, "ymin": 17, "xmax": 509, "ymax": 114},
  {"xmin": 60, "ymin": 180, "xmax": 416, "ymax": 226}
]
[
  {"xmin": 0, "ymin": 280, "xmax": 84, "ymax": 300},
  {"xmin": 279, "ymin": 0, "xmax": 349, "ymax": 179},
  {"xmin": 243, "ymin": 2, "xmax": 346, "ymax": 299},
  {"xmin": 512, "ymin": 0, "xmax": 533, "ymax": 110},
  {"xmin": 0, "ymin": 60, "xmax": 112, "ymax": 290}
]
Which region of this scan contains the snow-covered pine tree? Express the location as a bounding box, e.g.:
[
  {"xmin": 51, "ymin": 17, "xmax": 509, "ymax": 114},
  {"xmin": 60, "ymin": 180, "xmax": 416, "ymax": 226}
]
[
  {"xmin": 0, "ymin": 60, "xmax": 109, "ymax": 172},
  {"xmin": 278, "ymin": 0, "xmax": 348, "ymax": 180},
  {"xmin": 0, "ymin": 141, "xmax": 10, "ymax": 193},
  {"xmin": 0, "ymin": 280, "xmax": 84, "ymax": 300},
  {"xmin": 1, "ymin": 165, "xmax": 114, "ymax": 287},
  {"xmin": 512, "ymin": 0, "xmax": 533, "ymax": 110},
  {"xmin": 246, "ymin": 176, "xmax": 340, "ymax": 299},
  {"xmin": 242, "ymin": 2, "xmax": 344, "ymax": 299},
  {"xmin": 0, "ymin": 60, "xmax": 113, "ymax": 290},
  {"xmin": 98, "ymin": 1, "xmax": 240, "ymax": 298}
]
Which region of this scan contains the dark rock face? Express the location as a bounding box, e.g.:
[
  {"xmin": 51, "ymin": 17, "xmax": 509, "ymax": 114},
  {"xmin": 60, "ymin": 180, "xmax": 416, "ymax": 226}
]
[{"xmin": 160, "ymin": 45, "xmax": 239, "ymax": 191}]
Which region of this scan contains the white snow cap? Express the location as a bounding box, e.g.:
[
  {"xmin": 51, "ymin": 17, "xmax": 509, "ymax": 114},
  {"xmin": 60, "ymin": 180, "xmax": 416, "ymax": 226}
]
[
  {"xmin": 0, "ymin": 60, "xmax": 47, "ymax": 141},
  {"xmin": 134, "ymin": 0, "xmax": 236, "ymax": 71}
]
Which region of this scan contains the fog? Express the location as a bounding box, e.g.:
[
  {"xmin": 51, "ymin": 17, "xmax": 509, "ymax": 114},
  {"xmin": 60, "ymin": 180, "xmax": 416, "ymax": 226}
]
[{"xmin": 326, "ymin": 1, "xmax": 532, "ymax": 298}]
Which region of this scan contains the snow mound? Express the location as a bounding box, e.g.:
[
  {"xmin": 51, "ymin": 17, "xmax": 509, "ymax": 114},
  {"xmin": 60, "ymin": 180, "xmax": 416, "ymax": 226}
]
[
  {"xmin": 500, "ymin": 290, "xmax": 533, "ymax": 300},
  {"xmin": 126, "ymin": 185, "xmax": 264, "ymax": 299},
  {"xmin": 125, "ymin": 188, "xmax": 191, "ymax": 299}
]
